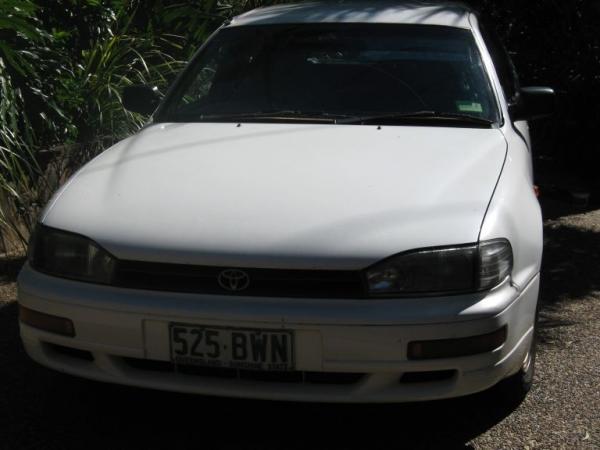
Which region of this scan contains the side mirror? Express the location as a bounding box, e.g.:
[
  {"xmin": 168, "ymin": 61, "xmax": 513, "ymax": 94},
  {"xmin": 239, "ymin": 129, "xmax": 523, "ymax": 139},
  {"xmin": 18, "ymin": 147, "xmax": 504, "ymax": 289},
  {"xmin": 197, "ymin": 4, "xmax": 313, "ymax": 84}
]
[
  {"xmin": 122, "ymin": 85, "xmax": 161, "ymax": 115},
  {"xmin": 510, "ymin": 86, "xmax": 556, "ymax": 122}
]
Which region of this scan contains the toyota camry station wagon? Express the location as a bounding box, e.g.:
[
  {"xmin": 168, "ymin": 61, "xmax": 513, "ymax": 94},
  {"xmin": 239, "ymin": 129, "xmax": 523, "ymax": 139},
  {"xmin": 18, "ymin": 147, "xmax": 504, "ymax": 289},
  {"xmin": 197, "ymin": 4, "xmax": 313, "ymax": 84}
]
[{"xmin": 18, "ymin": 1, "xmax": 555, "ymax": 403}]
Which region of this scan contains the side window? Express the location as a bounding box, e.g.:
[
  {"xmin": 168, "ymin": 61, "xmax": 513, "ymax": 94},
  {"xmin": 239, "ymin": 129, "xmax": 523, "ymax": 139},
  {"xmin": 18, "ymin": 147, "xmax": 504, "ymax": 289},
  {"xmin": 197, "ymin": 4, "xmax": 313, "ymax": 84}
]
[{"xmin": 479, "ymin": 21, "xmax": 521, "ymax": 105}]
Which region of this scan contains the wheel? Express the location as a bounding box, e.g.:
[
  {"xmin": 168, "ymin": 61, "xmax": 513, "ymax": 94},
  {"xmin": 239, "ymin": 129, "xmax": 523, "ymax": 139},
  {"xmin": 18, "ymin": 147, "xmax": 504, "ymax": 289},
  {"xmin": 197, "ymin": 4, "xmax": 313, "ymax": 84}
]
[
  {"xmin": 502, "ymin": 334, "xmax": 536, "ymax": 397},
  {"xmin": 495, "ymin": 307, "xmax": 539, "ymax": 403}
]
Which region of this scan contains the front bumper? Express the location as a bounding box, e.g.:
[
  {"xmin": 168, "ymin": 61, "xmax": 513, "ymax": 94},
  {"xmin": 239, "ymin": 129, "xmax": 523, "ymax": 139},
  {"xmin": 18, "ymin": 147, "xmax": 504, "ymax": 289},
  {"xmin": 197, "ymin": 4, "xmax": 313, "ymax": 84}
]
[{"xmin": 18, "ymin": 264, "xmax": 539, "ymax": 403}]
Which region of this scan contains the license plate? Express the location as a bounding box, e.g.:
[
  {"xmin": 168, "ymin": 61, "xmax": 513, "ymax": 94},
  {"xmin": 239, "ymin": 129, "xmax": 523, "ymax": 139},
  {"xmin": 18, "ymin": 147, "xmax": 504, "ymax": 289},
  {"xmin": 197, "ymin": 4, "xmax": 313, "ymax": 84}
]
[{"xmin": 169, "ymin": 324, "xmax": 295, "ymax": 371}]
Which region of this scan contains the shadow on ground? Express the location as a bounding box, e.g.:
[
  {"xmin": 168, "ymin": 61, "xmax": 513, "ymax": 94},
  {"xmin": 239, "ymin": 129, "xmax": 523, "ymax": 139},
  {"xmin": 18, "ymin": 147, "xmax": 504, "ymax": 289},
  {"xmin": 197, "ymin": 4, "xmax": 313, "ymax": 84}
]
[
  {"xmin": 0, "ymin": 193, "xmax": 597, "ymax": 449},
  {"xmin": 539, "ymin": 208, "xmax": 599, "ymax": 301},
  {"xmin": 0, "ymin": 295, "xmax": 520, "ymax": 450},
  {"xmin": 536, "ymin": 195, "xmax": 600, "ymax": 345}
]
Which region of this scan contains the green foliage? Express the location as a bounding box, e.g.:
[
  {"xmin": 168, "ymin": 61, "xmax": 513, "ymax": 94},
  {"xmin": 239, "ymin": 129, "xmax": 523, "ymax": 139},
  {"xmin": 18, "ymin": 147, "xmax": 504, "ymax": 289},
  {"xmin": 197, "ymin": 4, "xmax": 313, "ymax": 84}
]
[
  {"xmin": 0, "ymin": 0, "xmax": 196, "ymax": 251},
  {"xmin": 67, "ymin": 33, "xmax": 184, "ymax": 141},
  {"xmin": 0, "ymin": 1, "xmax": 48, "ymax": 76},
  {"xmin": 0, "ymin": 0, "xmax": 46, "ymax": 250}
]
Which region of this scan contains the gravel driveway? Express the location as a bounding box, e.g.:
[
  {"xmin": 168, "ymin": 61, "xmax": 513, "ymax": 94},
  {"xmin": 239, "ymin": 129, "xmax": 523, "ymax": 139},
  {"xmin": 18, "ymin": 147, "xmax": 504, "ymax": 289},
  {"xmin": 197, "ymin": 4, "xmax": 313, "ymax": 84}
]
[{"xmin": 0, "ymin": 195, "xmax": 598, "ymax": 450}]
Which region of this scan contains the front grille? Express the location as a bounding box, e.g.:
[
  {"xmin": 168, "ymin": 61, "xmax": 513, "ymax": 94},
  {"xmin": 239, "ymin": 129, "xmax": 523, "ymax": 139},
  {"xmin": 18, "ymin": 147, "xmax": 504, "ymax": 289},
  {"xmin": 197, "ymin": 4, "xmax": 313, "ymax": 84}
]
[
  {"xmin": 113, "ymin": 260, "xmax": 365, "ymax": 298},
  {"xmin": 123, "ymin": 357, "xmax": 364, "ymax": 385}
]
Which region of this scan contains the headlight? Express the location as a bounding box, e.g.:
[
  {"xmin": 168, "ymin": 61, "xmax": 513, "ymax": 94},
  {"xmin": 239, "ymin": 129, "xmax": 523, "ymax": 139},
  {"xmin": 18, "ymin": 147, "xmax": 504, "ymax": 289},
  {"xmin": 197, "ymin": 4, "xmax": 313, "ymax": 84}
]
[
  {"xmin": 366, "ymin": 239, "xmax": 512, "ymax": 296},
  {"xmin": 29, "ymin": 224, "xmax": 116, "ymax": 284}
]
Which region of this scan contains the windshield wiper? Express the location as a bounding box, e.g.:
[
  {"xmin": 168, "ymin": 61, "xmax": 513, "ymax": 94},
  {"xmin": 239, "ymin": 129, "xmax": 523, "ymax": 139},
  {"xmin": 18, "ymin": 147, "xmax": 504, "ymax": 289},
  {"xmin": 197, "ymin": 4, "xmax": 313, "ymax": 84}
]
[
  {"xmin": 339, "ymin": 111, "xmax": 495, "ymax": 127},
  {"xmin": 176, "ymin": 110, "xmax": 355, "ymax": 123}
]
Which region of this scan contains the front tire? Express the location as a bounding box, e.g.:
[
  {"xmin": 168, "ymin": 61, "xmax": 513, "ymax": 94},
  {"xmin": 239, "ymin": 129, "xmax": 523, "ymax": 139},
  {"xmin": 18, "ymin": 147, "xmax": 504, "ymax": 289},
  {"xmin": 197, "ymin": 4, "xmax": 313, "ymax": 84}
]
[
  {"xmin": 503, "ymin": 336, "xmax": 536, "ymax": 397},
  {"xmin": 495, "ymin": 309, "xmax": 539, "ymax": 403}
]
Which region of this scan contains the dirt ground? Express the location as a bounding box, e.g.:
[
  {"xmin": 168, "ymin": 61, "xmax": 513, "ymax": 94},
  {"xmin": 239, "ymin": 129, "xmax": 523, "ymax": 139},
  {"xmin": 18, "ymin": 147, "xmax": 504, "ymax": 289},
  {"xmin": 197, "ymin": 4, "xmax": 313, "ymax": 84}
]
[{"xmin": 0, "ymin": 194, "xmax": 598, "ymax": 450}]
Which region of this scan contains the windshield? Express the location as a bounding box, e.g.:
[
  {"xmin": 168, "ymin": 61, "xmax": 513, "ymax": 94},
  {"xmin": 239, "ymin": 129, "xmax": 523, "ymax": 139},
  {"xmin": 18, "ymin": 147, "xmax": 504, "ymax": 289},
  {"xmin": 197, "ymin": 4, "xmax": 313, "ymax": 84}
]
[{"xmin": 157, "ymin": 24, "xmax": 500, "ymax": 125}]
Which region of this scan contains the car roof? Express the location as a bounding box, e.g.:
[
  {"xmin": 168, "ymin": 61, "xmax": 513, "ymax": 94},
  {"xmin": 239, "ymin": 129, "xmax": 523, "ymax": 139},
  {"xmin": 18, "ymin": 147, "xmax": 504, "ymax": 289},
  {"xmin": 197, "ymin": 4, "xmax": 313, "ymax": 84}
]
[{"xmin": 229, "ymin": 1, "xmax": 474, "ymax": 29}]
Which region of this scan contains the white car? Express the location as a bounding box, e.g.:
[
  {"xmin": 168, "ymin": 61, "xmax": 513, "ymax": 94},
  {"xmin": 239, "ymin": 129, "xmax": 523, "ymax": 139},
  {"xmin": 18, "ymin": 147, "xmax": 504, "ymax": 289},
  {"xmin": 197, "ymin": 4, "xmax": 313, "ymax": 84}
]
[{"xmin": 18, "ymin": 2, "xmax": 554, "ymax": 403}]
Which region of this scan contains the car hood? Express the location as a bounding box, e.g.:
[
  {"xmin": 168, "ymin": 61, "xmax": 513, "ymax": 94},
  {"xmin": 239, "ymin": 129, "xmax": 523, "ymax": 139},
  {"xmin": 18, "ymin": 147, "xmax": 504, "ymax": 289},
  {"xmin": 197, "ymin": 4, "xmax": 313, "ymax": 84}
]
[{"xmin": 43, "ymin": 123, "xmax": 507, "ymax": 270}]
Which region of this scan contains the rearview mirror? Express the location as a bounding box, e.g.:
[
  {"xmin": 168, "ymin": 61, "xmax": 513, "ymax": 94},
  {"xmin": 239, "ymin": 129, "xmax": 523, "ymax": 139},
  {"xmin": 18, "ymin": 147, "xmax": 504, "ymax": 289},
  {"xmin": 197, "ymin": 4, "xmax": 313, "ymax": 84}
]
[
  {"xmin": 510, "ymin": 86, "xmax": 556, "ymax": 122},
  {"xmin": 122, "ymin": 85, "xmax": 161, "ymax": 115}
]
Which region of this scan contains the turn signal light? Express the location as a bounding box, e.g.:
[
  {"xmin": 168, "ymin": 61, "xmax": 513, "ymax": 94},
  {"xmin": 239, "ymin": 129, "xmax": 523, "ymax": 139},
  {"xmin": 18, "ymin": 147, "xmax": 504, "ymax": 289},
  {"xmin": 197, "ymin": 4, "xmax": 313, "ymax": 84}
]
[
  {"xmin": 407, "ymin": 326, "xmax": 507, "ymax": 360},
  {"xmin": 19, "ymin": 305, "xmax": 75, "ymax": 337}
]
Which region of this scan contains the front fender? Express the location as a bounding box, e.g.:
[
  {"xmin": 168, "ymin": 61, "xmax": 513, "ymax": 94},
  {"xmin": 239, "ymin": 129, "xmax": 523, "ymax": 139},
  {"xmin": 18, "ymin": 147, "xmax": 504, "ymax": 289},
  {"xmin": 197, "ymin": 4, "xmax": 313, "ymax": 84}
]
[{"xmin": 479, "ymin": 128, "xmax": 543, "ymax": 290}]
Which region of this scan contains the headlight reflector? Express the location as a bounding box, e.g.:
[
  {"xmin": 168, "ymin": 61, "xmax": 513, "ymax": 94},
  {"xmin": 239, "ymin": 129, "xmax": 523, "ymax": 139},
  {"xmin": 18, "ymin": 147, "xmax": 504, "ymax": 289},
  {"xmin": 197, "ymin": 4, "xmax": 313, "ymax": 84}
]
[
  {"xmin": 366, "ymin": 239, "xmax": 512, "ymax": 296},
  {"xmin": 478, "ymin": 240, "xmax": 513, "ymax": 290},
  {"xmin": 29, "ymin": 224, "xmax": 116, "ymax": 284}
]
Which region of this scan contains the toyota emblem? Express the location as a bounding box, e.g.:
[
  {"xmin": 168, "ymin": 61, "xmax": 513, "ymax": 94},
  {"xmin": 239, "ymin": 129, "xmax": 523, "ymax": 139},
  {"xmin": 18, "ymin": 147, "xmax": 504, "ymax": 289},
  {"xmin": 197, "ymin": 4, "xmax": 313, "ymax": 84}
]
[{"xmin": 217, "ymin": 269, "xmax": 250, "ymax": 292}]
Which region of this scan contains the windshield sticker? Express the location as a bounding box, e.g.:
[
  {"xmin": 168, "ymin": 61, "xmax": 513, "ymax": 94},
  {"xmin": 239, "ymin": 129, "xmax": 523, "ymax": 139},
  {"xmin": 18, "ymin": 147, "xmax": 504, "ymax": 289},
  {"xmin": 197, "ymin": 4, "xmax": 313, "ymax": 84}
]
[{"xmin": 456, "ymin": 101, "xmax": 483, "ymax": 113}]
